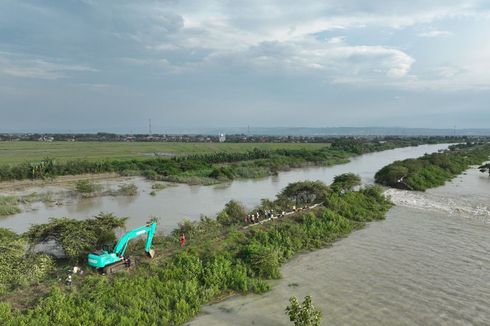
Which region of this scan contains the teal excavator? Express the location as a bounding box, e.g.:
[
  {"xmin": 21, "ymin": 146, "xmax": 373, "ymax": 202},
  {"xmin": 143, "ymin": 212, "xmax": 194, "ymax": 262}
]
[{"xmin": 87, "ymin": 222, "xmax": 157, "ymax": 274}]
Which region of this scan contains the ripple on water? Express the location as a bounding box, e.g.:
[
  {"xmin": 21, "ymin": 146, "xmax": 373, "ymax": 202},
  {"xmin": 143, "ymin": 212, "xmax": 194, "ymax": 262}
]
[{"xmin": 190, "ymin": 168, "xmax": 490, "ymax": 326}]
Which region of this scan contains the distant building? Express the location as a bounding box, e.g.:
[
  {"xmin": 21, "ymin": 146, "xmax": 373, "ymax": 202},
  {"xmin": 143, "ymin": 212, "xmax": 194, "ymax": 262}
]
[
  {"xmin": 218, "ymin": 133, "xmax": 226, "ymax": 143},
  {"xmin": 38, "ymin": 136, "xmax": 54, "ymax": 142}
]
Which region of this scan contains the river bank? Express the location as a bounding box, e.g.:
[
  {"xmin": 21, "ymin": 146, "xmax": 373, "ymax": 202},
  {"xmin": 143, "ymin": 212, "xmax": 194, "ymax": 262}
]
[
  {"xmin": 189, "ymin": 165, "xmax": 490, "ymax": 326},
  {"xmin": 1, "ymin": 176, "xmax": 394, "ymax": 324},
  {"xmin": 0, "ymin": 144, "xmax": 451, "ymax": 234}
]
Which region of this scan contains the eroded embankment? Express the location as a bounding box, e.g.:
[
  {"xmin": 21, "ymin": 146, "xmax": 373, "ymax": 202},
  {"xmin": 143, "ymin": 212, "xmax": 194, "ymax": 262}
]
[
  {"xmin": 0, "ymin": 179, "xmax": 392, "ymax": 325},
  {"xmin": 190, "ymin": 166, "xmax": 490, "ymax": 326}
]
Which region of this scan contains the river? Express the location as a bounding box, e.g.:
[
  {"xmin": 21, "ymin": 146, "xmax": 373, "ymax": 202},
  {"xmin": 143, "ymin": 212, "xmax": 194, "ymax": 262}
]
[
  {"xmin": 189, "ymin": 163, "xmax": 490, "ymax": 325},
  {"xmin": 0, "ymin": 144, "xmax": 449, "ymax": 234}
]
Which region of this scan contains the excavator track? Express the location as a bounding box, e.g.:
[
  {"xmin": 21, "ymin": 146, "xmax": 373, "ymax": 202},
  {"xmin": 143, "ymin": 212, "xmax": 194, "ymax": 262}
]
[{"xmin": 102, "ymin": 260, "xmax": 127, "ymax": 274}]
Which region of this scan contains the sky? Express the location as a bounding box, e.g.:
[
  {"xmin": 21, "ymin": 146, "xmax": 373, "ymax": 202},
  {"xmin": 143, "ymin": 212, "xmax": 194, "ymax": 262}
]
[{"xmin": 1, "ymin": 0, "xmax": 490, "ymax": 132}]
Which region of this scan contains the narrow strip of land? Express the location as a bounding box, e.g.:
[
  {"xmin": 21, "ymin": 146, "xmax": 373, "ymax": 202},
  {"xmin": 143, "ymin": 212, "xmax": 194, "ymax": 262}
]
[
  {"xmin": 1, "ymin": 178, "xmax": 391, "ymax": 325},
  {"xmin": 375, "ymin": 142, "xmax": 490, "ymax": 191}
]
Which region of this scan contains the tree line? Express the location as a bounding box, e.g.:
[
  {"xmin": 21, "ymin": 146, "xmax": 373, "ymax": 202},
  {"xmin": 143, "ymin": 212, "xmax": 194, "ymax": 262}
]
[{"xmin": 375, "ymin": 142, "xmax": 490, "ymax": 191}]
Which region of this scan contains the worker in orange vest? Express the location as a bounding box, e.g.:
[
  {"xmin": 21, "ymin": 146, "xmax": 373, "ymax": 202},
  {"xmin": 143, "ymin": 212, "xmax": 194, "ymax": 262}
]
[{"xmin": 180, "ymin": 233, "xmax": 186, "ymax": 248}]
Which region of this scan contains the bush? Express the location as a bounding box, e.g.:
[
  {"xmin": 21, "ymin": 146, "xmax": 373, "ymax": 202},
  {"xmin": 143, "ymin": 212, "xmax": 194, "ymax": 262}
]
[
  {"xmin": 331, "ymin": 173, "xmax": 361, "ymax": 192},
  {"xmin": 0, "ymin": 228, "xmax": 54, "ymax": 294},
  {"xmin": 74, "ymin": 180, "xmax": 101, "ymax": 194},
  {"xmin": 285, "ymin": 296, "xmax": 322, "ymax": 326},
  {"xmin": 217, "ymin": 200, "xmax": 247, "ymax": 226},
  {"xmin": 0, "ymin": 195, "xmax": 21, "ymax": 216},
  {"xmin": 240, "ymin": 243, "xmax": 281, "ymax": 279},
  {"xmin": 116, "ymin": 183, "xmax": 138, "ymax": 196}
]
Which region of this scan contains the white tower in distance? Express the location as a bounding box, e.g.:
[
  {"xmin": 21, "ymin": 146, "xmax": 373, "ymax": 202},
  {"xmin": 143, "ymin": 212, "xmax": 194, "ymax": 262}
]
[{"xmin": 218, "ymin": 133, "xmax": 226, "ymax": 143}]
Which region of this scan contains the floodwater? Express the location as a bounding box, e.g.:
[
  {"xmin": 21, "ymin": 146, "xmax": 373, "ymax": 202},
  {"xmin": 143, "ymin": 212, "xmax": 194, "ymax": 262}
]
[
  {"xmin": 0, "ymin": 144, "xmax": 450, "ymax": 234},
  {"xmin": 189, "ymin": 167, "xmax": 490, "ymax": 326}
]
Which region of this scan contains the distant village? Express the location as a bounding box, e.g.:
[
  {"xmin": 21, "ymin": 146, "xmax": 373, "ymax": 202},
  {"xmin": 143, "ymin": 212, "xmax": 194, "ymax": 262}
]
[
  {"xmin": 0, "ymin": 132, "xmax": 341, "ymax": 143},
  {"xmin": 0, "ymin": 132, "xmax": 480, "ymax": 144}
]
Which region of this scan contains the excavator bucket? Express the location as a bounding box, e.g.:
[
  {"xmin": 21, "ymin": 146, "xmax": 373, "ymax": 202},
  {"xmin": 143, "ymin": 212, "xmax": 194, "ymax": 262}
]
[{"xmin": 147, "ymin": 249, "xmax": 155, "ymax": 259}]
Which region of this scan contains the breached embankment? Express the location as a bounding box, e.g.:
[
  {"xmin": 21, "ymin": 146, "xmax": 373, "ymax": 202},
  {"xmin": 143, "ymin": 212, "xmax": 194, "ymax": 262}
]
[{"xmin": 189, "ymin": 166, "xmax": 490, "ymax": 326}]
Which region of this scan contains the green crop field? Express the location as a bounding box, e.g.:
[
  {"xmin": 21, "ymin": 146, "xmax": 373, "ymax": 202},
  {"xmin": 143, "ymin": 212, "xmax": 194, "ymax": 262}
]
[{"xmin": 0, "ymin": 141, "xmax": 328, "ymax": 165}]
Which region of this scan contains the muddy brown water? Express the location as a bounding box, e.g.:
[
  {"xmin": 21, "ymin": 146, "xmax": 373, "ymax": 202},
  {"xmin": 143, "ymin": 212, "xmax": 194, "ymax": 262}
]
[
  {"xmin": 2, "ymin": 143, "xmax": 489, "ymax": 325},
  {"xmin": 0, "ymin": 144, "xmax": 450, "ymax": 234},
  {"xmin": 188, "ymin": 167, "xmax": 490, "ymax": 326}
]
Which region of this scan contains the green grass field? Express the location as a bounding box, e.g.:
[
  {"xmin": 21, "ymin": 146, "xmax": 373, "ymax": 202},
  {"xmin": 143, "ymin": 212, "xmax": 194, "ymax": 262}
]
[{"xmin": 0, "ymin": 141, "xmax": 328, "ymax": 165}]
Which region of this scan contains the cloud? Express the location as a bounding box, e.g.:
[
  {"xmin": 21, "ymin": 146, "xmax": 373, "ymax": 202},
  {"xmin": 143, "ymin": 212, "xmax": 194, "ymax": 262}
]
[
  {"xmin": 0, "ymin": 52, "xmax": 96, "ymax": 79},
  {"xmin": 1, "ymin": 0, "xmax": 490, "ymax": 90},
  {"xmin": 418, "ymin": 30, "xmax": 453, "ymax": 37}
]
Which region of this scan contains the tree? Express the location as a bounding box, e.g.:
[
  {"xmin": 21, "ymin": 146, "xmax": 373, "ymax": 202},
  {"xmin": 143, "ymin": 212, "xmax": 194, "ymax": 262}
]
[
  {"xmin": 25, "ymin": 213, "xmax": 127, "ymax": 260},
  {"xmin": 331, "ymin": 173, "xmax": 361, "ymax": 192},
  {"xmin": 277, "ymin": 181, "xmax": 330, "ymax": 208},
  {"xmin": 285, "ymin": 296, "xmax": 322, "ymax": 326},
  {"xmin": 216, "ymin": 200, "xmax": 247, "ymax": 226}
]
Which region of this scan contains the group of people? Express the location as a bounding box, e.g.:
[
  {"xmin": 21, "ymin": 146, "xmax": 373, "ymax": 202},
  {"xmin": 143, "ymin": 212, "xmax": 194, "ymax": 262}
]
[
  {"xmin": 244, "ymin": 209, "xmax": 287, "ymax": 225},
  {"xmin": 243, "ymin": 204, "xmax": 319, "ymax": 226}
]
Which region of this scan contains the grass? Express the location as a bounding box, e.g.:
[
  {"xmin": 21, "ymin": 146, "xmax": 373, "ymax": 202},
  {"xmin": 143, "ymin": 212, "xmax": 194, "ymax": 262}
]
[
  {"xmin": 0, "ymin": 181, "xmax": 392, "ymax": 325},
  {"xmin": 0, "ymin": 142, "xmax": 328, "ymax": 165},
  {"xmin": 0, "ymin": 196, "xmax": 21, "ymax": 216},
  {"xmin": 113, "ymin": 183, "xmax": 138, "ymax": 196}
]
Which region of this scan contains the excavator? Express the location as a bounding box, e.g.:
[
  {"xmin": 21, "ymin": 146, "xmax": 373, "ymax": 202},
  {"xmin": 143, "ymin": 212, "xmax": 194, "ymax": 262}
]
[{"xmin": 87, "ymin": 222, "xmax": 157, "ymax": 274}]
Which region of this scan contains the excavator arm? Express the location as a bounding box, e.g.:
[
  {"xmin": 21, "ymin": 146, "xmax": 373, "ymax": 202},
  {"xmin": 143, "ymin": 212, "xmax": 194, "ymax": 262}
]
[
  {"xmin": 87, "ymin": 221, "xmax": 157, "ymax": 272},
  {"xmin": 113, "ymin": 222, "xmax": 157, "ymax": 257}
]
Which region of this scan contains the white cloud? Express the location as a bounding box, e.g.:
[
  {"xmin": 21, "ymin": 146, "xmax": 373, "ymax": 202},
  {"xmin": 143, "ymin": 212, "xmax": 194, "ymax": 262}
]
[
  {"xmin": 418, "ymin": 30, "xmax": 453, "ymax": 37},
  {"xmin": 0, "ymin": 52, "xmax": 96, "ymax": 79}
]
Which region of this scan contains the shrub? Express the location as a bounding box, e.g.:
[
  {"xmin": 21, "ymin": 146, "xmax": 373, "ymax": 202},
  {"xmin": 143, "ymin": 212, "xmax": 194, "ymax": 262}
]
[
  {"xmin": 74, "ymin": 180, "xmax": 101, "ymax": 194},
  {"xmin": 217, "ymin": 200, "xmax": 247, "ymax": 226},
  {"xmin": 240, "ymin": 243, "xmax": 281, "ymax": 279},
  {"xmin": 331, "ymin": 173, "xmax": 361, "ymax": 192},
  {"xmin": 0, "ymin": 195, "xmax": 21, "ymax": 216},
  {"xmin": 0, "ymin": 228, "xmax": 54, "ymax": 294},
  {"xmin": 116, "ymin": 183, "xmax": 138, "ymax": 196},
  {"xmin": 285, "ymin": 296, "xmax": 322, "ymax": 326}
]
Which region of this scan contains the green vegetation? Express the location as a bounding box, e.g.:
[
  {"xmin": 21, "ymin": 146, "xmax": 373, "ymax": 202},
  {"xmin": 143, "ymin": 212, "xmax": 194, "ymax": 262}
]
[
  {"xmin": 331, "ymin": 173, "xmax": 361, "ymax": 192},
  {"xmin": 24, "ymin": 213, "xmax": 127, "ymax": 261},
  {"xmin": 216, "ymin": 200, "xmax": 247, "ymax": 226},
  {"xmin": 151, "ymin": 182, "xmax": 168, "ymax": 190},
  {"xmin": 286, "ymin": 296, "xmax": 322, "ymax": 326},
  {"xmin": 0, "ymin": 178, "xmax": 392, "ymax": 325},
  {"xmin": 113, "ymin": 183, "xmax": 138, "ymax": 196},
  {"xmin": 0, "ymin": 195, "xmax": 21, "ymax": 216},
  {"xmin": 0, "ymin": 141, "xmax": 327, "ymax": 165},
  {"xmin": 19, "ymin": 192, "xmax": 56, "ymax": 205},
  {"xmin": 74, "ymin": 180, "xmax": 102, "ymax": 194},
  {"xmin": 0, "ymin": 138, "xmax": 446, "ymax": 185},
  {"xmin": 0, "ymin": 228, "xmax": 54, "ymax": 295},
  {"xmin": 375, "ymin": 143, "xmax": 490, "ymax": 191}
]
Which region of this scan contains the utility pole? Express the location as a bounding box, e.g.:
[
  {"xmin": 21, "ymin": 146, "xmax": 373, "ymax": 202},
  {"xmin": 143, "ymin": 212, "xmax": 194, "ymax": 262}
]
[{"xmin": 149, "ymin": 118, "xmax": 152, "ymax": 135}]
